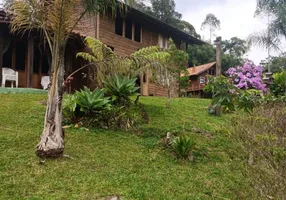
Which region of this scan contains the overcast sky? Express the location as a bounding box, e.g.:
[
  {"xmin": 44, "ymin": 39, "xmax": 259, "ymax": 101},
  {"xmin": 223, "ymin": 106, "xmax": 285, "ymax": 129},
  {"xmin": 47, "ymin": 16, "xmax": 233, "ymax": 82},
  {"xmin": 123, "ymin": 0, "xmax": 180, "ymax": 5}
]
[{"xmin": 174, "ymin": 0, "xmax": 271, "ymax": 65}]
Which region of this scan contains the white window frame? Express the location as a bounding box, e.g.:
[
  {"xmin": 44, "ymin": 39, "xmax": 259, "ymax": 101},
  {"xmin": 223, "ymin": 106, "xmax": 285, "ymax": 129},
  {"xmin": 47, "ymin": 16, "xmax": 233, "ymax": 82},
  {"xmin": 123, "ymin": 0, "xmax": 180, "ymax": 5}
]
[{"xmin": 200, "ymin": 76, "xmax": 206, "ymax": 84}]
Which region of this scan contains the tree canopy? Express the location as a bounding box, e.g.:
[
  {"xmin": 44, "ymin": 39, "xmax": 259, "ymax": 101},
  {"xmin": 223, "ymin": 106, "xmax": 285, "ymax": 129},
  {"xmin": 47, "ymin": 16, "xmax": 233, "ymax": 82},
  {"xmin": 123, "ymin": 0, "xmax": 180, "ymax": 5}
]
[
  {"xmin": 201, "ymin": 13, "xmax": 220, "ymax": 42},
  {"xmin": 134, "ymin": 0, "xmax": 201, "ymax": 38},
  {"xmin": 188, "ymin": 37, "xmax": 249, "ymax": 73}
]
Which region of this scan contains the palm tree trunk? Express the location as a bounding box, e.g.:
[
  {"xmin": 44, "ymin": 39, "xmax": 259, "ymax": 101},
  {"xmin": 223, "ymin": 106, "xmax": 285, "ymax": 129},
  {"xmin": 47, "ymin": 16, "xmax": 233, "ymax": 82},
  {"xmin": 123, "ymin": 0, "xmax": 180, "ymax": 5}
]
[{"xmin": 36, "ymin": 46, "xmax": 65, "ymax": 158}]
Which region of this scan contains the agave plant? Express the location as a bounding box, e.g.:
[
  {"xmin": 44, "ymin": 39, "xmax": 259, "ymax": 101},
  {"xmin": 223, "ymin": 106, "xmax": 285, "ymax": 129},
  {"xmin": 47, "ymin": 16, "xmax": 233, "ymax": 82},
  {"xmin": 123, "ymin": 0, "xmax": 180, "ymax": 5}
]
[
  {"xmin": 74, "ymin": 87, "xmax": 111, "ymax": 113},
  {"xmin": 104, "ymin": 75, "xmax": 139, "ymax": 105},
  {"xmin": 172, "ymin": 135, "xmax": 196, "ymax": 160}
]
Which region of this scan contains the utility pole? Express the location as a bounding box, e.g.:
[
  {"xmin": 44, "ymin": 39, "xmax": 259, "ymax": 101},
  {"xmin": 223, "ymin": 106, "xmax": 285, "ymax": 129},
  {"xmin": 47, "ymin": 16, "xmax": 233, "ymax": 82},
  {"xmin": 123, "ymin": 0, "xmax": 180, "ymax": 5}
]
[{"xmin": 214, "ymin": 36, "xmax": 222, "ymax": 116}]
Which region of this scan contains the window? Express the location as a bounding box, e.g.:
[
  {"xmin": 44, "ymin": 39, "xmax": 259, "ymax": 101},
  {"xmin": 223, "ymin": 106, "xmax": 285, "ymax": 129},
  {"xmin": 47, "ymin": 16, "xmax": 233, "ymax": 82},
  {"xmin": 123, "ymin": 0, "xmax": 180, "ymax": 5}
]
[
  {"xmin": 134, "ymin": 22, "xmax": 141, "ymax": 42},
  {"xmin": 115, "ymin": 16, "xmax": 123, "ymax": 36},
  {"xmin": 125, "ymin": 18, "xmax": 133, "ymax": 40},
  {"xmin": 15, "ymin": 41, "xmax": 26, "ymax": 71},
  {"xmin": 158, "ymin": 34, "xmax": 169, "ymax": 49},
  {"xmin": 115, "ymin": 17, "xmax": 142, "ymax": 42},
  {"xmin": 200, "ymin": 76, "xmax": 206, "ymax": 84},
  {"xmin": 107, "ymin": 45, "xmax": 114, "ymax": 51},
  {"xmin": 158, "ymin": 34, "xmax": 164, "ymax": 48},
  {"xmin": 3, "ymin": 42, "xmax": 12, "ymax": 67}
]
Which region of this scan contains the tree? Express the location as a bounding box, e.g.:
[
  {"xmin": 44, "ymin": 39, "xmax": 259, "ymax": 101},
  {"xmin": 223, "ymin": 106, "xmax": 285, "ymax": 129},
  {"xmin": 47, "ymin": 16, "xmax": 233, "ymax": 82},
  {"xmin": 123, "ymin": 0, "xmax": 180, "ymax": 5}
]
[
  {"xmin": 7, "ymin": 0, "xmax": 134, "ymax": 158},
  {"xmin": 76, "ymin": 37, "xmax": 186, "ymax": 108},
  {"xmin": 135, "ymin": 0, "xmax": 200, "ymax": 38},
  {"xmin": 222, "ymin": 37, "xmax": 249, "ymax": 57},
  {"xmin": 178, "ymin": 20, "xmax": 201, "ymax": 39},
  {"xmin": 260, "ymin": 54, "xmax": 286, "ymax": 73},
  {"xmin": 248, "ymin": 0, "xmax": 286, "ymax": 55},
  {"xmin": 188, "ymin": 37, "xmax": 248, "ymax": 73},
  {"xmin": 221, "ymin": 37, "xmax": 249, "ymax": 72},
  {"xmin": 201, "ymin": 13, "xmax": 220, "ymax": 43},
  {"xmin": 150, "ymin": 0, "xmax": 182, "ymax": 25}
]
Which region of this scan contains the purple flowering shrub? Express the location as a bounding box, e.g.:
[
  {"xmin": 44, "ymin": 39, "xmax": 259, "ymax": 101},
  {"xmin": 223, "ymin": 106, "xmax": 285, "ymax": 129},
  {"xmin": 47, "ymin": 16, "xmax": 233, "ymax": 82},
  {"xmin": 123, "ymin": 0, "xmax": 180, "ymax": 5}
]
[{"xmin": 226, "ymin": 62, "xmax": 266, "ymax": 91}]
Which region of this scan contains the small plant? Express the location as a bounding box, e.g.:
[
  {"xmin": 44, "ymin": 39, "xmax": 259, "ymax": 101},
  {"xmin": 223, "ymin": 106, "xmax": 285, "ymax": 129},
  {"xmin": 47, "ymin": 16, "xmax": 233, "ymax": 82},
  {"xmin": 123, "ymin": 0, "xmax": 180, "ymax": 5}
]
[
  {"xmin": 74, "ymin": 87, "xmax": 111, "ymax": 114},
  {"xmin": 237, "ymin": 89, "xmax": 261, "ymax": 113},
  {"xmin": 172, "ymin": 134, "xmax": 196, "ymax": 160},
  {"xmin": 63, "ymin": 94, "xmax": 77, "ymax": 118},
  {"xmin": 204, "ymin": 75, "xmax": 238, "ymax": 112},
  {"xmin": 270, "ymin": 69, "xmax": 286, "ymax": 96},
  {"xmin": 104, "ymin": 75, "xmax": 139, "ymax": 106}
]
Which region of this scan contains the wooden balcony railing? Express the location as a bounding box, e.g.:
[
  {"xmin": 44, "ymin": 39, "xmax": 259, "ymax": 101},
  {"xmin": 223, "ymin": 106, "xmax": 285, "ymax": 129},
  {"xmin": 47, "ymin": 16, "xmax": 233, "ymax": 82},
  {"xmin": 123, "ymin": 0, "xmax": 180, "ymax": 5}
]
[{"xmin": 186, "ymin": 83, "xmax": 206, "ymax": 92}]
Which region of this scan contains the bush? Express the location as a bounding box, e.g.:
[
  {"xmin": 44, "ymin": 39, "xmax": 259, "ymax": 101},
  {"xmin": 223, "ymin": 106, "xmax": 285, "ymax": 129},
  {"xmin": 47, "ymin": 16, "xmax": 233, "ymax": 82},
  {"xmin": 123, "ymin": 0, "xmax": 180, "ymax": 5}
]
[
  {"xmin": 172, "ymin": 134, "xmax": 196, "ymax": 160},
  {"xmin": 63, "ymin": 87, "xmax": 111, "ymax": 123},
  {"xmin": 270, "ymin": 69, "xmax": 286, "ymax": 96},
  {"xmin": 74, "ymin": 87, "xmax": 111, "ymax": 114},
  {"xmin": 205, "ymin": 75, "xmax": 263, "ymax": 114},
  {"xmin": 233, "ymin": 102, "xmax": 286, "ymax": 199},
  {"xmin": 104, "ymin": 75, "xmax": 139, "ymax": 106},
  {"xmin": 236, "ymin": 89, "xmax": 262, "ymax": 113},
  {"xmin": 204, "ymin": 75, "xmax": 238, "ymax": 112},
  {"xmin": 226, "ymin": 62, "xmax": 266, "ymax": 92}
]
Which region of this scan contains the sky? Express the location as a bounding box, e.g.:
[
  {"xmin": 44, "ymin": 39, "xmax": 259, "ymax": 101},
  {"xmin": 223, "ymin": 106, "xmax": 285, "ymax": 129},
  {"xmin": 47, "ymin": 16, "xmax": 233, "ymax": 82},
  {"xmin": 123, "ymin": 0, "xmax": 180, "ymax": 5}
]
[{"xmin": 174, "ymin": 0, "xmax": 270, "ymax": 65}]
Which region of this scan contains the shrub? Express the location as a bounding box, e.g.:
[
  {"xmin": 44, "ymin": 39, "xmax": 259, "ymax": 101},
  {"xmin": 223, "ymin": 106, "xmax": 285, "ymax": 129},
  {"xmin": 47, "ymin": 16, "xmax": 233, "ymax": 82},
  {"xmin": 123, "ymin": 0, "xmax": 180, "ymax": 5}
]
[
  {"xmin": 74, "ymin": 87, "xmax": 111, "ymax": 114},
  {"xmin": 63, "ymin": 94, "xmax": 77, "ymax": 120},
  {"xmin": 226, "ymin": 62, "xmax": 266, "ymax": 92},
  {"xmin": 104, "ymin": 75, "xmax": 139, "ymax": 106},
  {"xmin": 233, "ymin": 102, "xmax": 286, "ymax": 199},
  {"xmin": 270, "ymin": 69, "xmax": 286, "ymax": 96},
  {"xmin": 204, "ymin": 75, "xmax": 238, "ymax": 112},
  {"xmin": 172, "ymin": 134, "xmax": 196, "ymax": 160},
  {"xmin": 236, "ymin": 89, "xmax": 262, "ymax": 113}
]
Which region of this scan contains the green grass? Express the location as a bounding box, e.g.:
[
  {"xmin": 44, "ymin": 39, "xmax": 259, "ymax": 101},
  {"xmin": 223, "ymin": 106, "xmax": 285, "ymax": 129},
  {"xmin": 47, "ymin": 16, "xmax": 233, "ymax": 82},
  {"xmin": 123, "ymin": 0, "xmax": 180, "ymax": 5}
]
[
  {"xmin": 0, "ymin": 94, "xmax": 251, "ymax": 200},
  {"xmin": 0, "ymin": 88, "xmax": 47, "ymax": 94}
]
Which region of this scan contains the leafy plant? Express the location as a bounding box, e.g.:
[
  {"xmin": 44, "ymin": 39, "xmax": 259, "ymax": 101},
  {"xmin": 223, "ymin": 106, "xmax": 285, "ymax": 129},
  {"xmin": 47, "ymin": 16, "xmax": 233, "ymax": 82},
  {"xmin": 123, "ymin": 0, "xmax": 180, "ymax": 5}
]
[
  {"xmin": 63, "ymin": 94, "xmax": 77, "ymax": 120},
  {"xmin": 74, "ymin": 87, "xmax": 111, "ymax": 114},
  {"xmin": 233, "ymin": 102, "xmax": 286, "ymax": 199},
  {"xmin": 270, "ymin": 69, "xmax": 286, "ymax": 96},
  {"xmin": 172, "ymin": 134, "xmax": 196, "ymax": 159},
  {"xmin": 204, "ymin": 75, "xmax": 238, "ymax": 112},
  {"xmin": 104, "ymin": 75, "xmax": 139, "ymax": 106},
  {"xmin": 237, "ymin": 89, "xmax": 262, "ymax": 113}
]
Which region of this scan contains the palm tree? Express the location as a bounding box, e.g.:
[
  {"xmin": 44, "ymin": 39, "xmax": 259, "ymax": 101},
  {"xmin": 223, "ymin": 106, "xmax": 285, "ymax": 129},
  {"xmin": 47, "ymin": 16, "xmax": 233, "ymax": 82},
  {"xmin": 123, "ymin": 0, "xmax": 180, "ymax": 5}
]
[
  {"xmin": 248, "ymin": 0, "xmax": 286, "ymax": 59},
  {"xmin": 6, "ymin": 0, "xmax": 135, "ymax": 158}
]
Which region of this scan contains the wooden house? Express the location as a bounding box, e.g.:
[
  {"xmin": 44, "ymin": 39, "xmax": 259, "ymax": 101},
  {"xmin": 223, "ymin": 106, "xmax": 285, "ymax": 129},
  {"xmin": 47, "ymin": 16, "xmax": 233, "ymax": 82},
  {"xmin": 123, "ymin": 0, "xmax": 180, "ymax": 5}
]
[
  {"xmin": 0, "ymin": 6, "xmax": 204, "ymax": 95},
  {"xmin": 182, "ymin": 62, "xmax": 216, "ymax": 97}
]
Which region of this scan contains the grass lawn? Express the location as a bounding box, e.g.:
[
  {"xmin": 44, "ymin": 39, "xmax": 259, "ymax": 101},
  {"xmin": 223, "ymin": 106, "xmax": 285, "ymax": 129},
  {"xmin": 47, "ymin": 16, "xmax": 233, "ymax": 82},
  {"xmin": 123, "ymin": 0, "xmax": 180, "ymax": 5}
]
[{"xmin": 0, "ymin": 94, "xmax": 251, "ymax": 200}]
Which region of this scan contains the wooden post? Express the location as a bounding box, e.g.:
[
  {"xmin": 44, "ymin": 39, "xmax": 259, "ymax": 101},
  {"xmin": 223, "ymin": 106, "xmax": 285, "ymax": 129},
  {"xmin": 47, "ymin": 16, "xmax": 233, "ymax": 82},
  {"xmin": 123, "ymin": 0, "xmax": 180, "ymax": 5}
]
[
  {"xmin": 0, "ymin": 31, "xmax": 3, "ymax": 85},
  {"xmin": 215, "ymin": 36, "xmax": 222, "ymax": 116},
  {"xmin": 26, "ymin": 37, "xmax": 34, "ymax": 88}
]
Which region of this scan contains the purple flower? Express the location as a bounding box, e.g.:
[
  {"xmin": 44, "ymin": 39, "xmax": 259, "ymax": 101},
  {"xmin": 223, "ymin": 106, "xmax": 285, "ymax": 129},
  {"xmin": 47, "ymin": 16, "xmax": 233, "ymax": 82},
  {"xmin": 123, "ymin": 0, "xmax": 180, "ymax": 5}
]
[{"xmin": 226, "ymin": 62, "xmax": 266, "ymax": 92}]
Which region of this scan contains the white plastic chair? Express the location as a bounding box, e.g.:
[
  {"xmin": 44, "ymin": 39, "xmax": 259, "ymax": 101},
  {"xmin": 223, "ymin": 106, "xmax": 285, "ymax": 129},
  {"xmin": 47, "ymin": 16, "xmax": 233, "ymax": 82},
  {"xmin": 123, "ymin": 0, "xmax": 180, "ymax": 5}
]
[
  {"xmin": 41, "ymin": 76, "xmax": 50, "ymax": 90},
  {"xmin": 2, "ymin": 67, "xmax": 18, "ymax": 88}
]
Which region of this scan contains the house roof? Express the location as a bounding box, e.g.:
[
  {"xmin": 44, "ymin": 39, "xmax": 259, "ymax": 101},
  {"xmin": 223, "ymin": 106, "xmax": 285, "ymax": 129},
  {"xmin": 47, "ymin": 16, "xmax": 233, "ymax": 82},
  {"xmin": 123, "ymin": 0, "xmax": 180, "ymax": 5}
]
[
  {"xmin": 181, "ymin": 62, "xmax": 216, "ymax": 77},
  {"xmin": 0, "ymin": 5, "xmax": 206, "ymax": 45}
]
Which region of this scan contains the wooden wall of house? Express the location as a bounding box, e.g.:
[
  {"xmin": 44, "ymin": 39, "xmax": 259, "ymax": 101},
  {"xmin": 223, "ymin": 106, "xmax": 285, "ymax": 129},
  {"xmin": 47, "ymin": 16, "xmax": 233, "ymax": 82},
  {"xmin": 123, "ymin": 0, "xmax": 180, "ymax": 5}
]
[
  {"xmin": 73, "ymin": 9, "xmax": 182, "ymax": 97},
  {"xmin": 187, "ymin": 65, "xmax": 216, "ymax": 97}
]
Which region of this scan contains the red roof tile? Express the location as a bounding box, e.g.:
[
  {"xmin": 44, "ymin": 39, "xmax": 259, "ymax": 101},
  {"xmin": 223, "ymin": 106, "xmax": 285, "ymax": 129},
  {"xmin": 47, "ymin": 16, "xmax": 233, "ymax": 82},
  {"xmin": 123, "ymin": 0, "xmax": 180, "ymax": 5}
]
[{"xmin": 181, "ymin": 62, "xmax": 216, "ymax": 77}]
